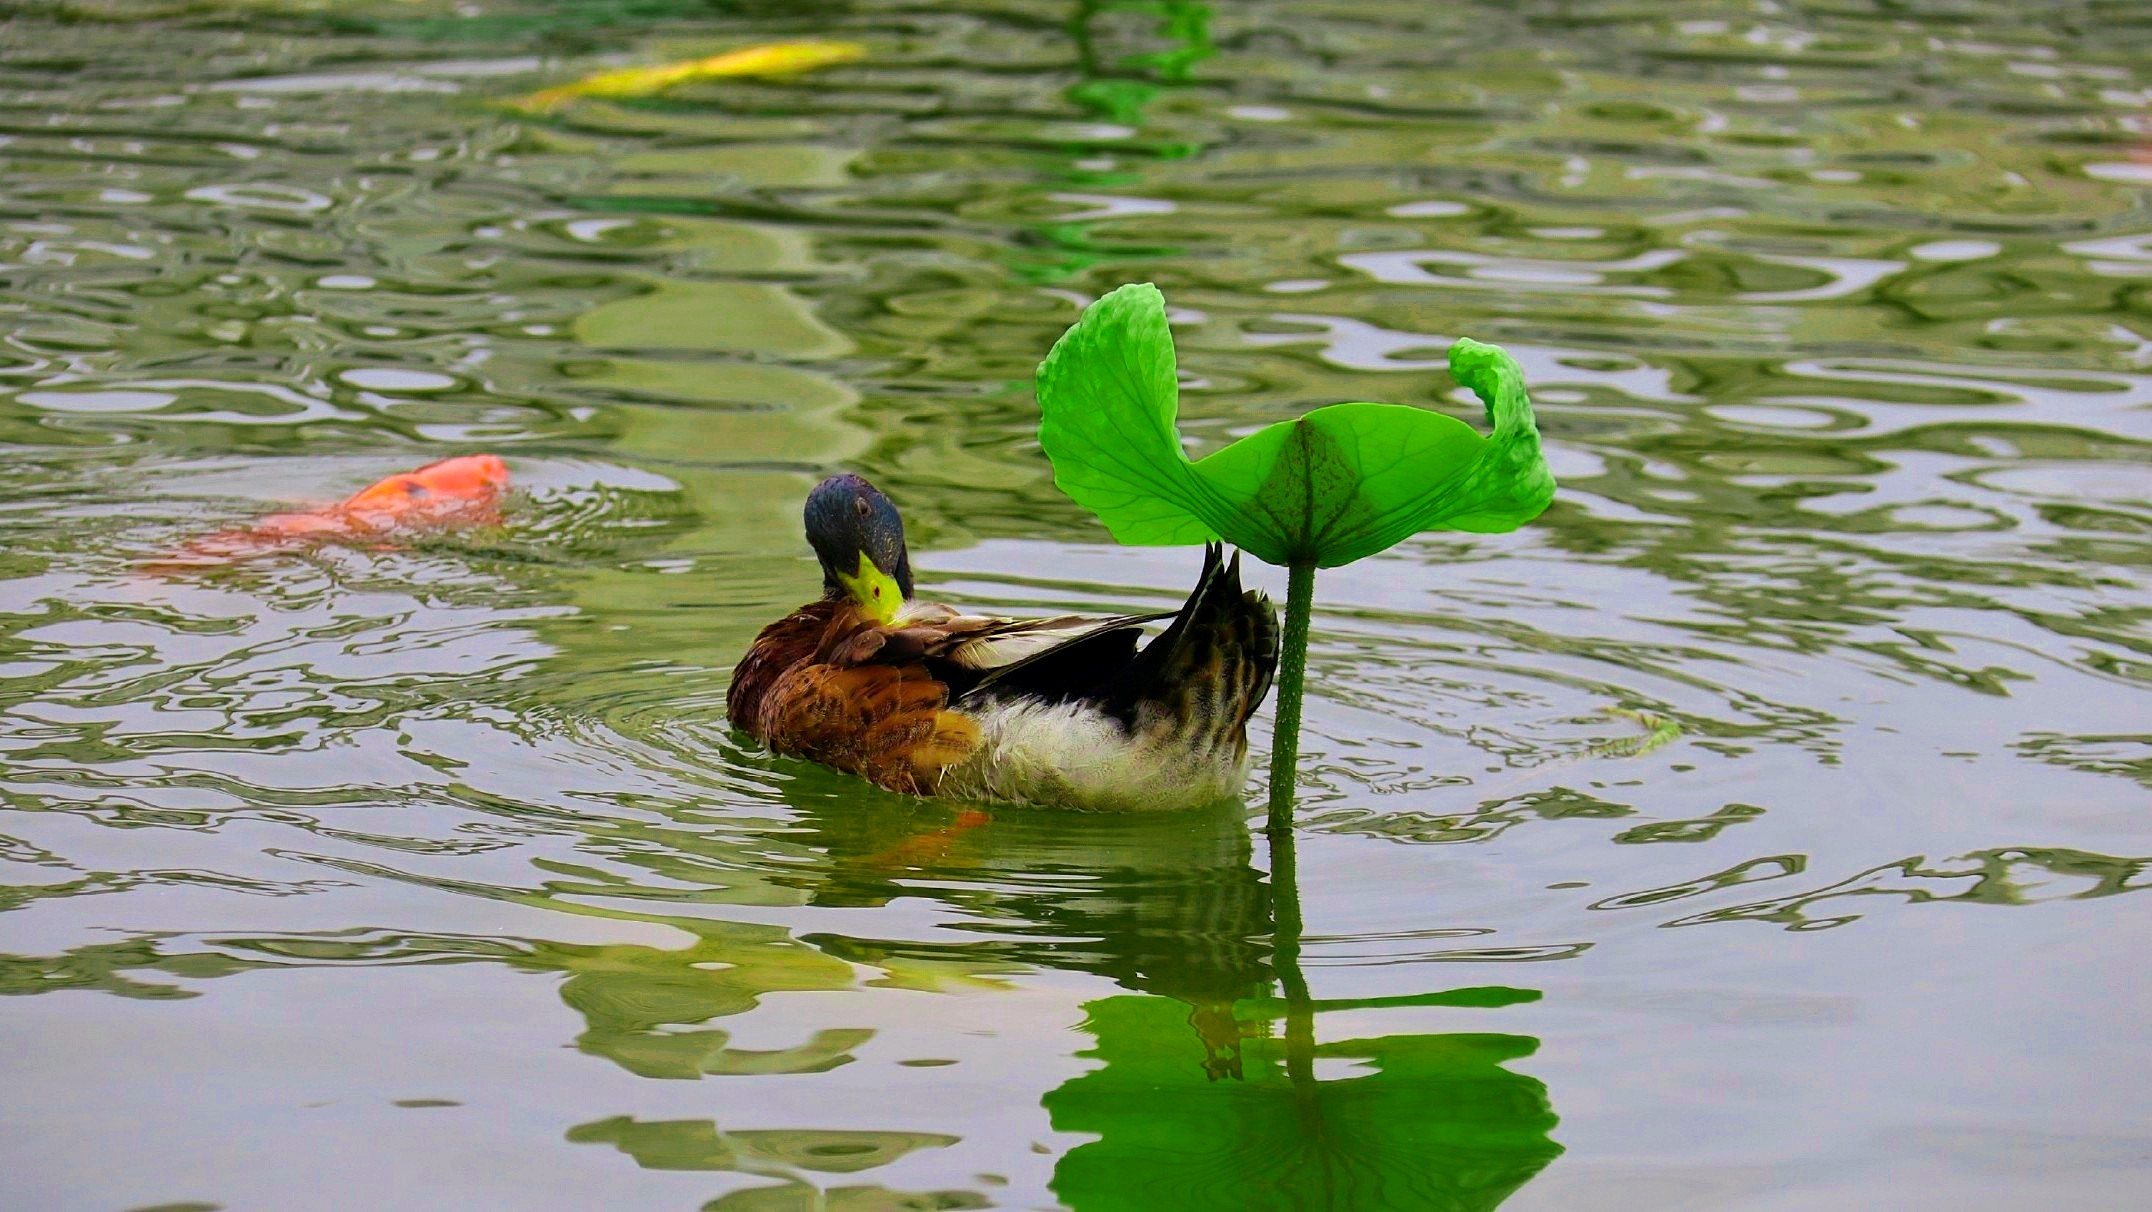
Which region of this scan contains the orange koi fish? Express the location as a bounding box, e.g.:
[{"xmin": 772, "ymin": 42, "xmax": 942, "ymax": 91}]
[{"xmin": 159, "ymin": 454, "xmax": 509, "ymax": 567}]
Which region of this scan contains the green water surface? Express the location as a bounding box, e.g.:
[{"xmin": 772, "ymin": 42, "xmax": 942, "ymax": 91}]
[{"xmin": 1, "ymin": 2, "xmax": 2148, "ymax": 1209}]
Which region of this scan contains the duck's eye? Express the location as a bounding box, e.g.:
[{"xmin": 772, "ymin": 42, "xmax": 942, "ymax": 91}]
[{"xmin": 855, "ymin": 498, "xmax": 871, "ymax": 519}]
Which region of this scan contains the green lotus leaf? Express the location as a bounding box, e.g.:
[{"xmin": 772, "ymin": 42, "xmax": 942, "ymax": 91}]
[{"xmin": 1036, "ymin": 282, "xmax": 1556, "ymax": 568}]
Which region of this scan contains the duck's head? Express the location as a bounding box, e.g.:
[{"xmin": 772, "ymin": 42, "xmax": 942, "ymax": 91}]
[{"xmin": 805, "ymin": 473, "xmax": 913, "ymax": 625}]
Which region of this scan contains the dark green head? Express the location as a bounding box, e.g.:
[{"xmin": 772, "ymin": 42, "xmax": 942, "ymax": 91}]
[{"xmin": 804, "ymin": 473, "xmax": 913, "ymax": 623}]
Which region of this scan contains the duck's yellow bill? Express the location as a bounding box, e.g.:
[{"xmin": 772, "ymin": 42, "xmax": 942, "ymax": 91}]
[{"xmin": 837, "ymin": 551, "xmax": 904, "ymax": 626}]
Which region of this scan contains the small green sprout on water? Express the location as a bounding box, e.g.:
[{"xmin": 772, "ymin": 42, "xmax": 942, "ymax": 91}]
[{"xmin": 1035, "ymin": 283, "xmax": 1557, "ymax": 831}]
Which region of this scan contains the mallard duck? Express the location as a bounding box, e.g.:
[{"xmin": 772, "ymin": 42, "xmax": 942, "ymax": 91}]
[{"xmin": 728, "ymin": 474, "xmax": 1279, "ymax": 810}]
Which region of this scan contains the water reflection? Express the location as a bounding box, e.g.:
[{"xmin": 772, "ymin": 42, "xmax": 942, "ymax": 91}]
[
  {"xmin": 771, "ymin": 789, "xmax": 1564, "ymax": 1208},
  {"xmin": 506, "ymin": 774, "xmax": 1565, "ymax": 1206},
  {"xmin": 1045, "ymin": 822, "xmax": 1560, "ymax": 1210},
  {"xmin": 1045, "ymin": 992, "xmax": 1561, "ymax": 1212},
  {"xmin": 539, "ymin": 920, "xmax": 859, "ymax": 1080},
  {"xmin": 782, "ymin": 792, "xmax": 1271, "ymax": 1078},
  {"xmin": 567, "ymin": 1117, "xmax": 977, "ymax": 1212}
]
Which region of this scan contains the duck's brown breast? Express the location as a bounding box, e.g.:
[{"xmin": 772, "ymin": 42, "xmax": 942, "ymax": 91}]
[{"xmin": 728, "ymin": 599, "xmax": 980, "ymax": 796}]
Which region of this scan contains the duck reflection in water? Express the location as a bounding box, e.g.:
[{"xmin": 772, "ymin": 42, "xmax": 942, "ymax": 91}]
[
  {"xmin": 530, "ymin": 757, "xmax": 1559, "ymax": 1208},
  {"xmin": 779, "ymin": 787, "xmax": 1564, "ymax": 1210},
  {"xmin": 786, "ymin": 792, "xmax": 1275, "ymax": 1081}
]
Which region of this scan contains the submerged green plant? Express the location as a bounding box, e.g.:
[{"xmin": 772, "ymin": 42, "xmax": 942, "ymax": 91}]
[{"xmin": 1035, "ymin": 283, "xmax": 1556, "ymax": 829}]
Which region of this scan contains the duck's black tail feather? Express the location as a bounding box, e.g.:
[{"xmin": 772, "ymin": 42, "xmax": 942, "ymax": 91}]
[{"xmin": 1099, "ymin": 542, "xmax": 1280, "ymax": 746}]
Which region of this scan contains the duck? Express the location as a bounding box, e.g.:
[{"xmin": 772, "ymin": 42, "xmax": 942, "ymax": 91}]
[{"xmin": 728, "ymin": 474, "xmax": 1279, "ymax": 811}]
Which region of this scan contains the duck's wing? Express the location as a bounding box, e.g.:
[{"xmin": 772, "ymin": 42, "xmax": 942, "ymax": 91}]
[
  {"xmin": 941, "ymin": 611, "xmax": 1174, "ymax": 705},
  {"xmin": 819, "ymin": 605, "xmax": 1173, "ymax": 704},
  {"xmin": 939, "ymin": 612, "xmax": 1169, "ymax": 674}
]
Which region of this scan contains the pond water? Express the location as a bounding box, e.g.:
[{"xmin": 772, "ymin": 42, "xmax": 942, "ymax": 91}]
[{"xmin": 2, "ymin": 2, "xmax": 2148, "ymax": 1209}]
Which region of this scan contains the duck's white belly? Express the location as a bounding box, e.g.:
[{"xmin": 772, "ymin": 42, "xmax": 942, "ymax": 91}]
[{"xmin": 937, "ymin": 699, "xmax": 1249, "ymax": 811}]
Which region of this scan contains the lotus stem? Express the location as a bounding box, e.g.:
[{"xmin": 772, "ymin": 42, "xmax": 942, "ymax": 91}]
[
  {"xmin": 1269, "ymin": 816, "xmax": 1318, "ymax": 1109},
  {"xmin": 1265, "ymin": 560, "xmax": 1316, "ymax": 837}
]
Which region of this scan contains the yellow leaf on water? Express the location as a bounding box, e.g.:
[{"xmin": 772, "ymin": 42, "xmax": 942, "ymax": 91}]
[{"xmin": 510, "ymin": 40, "xmax": 866, "ymax": 112}]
